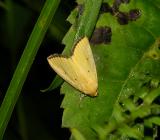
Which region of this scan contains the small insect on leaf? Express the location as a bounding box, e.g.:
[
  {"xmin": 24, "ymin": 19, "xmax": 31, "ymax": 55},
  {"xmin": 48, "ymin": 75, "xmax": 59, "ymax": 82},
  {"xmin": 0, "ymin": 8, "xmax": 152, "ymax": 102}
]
[{"xmin": 47, "ymin": 37, "xmax": 98, "ymax": 96}]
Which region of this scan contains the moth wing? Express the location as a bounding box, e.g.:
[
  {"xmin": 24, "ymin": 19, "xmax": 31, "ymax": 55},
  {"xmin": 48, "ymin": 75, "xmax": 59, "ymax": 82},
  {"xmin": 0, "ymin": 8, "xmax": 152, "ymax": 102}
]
[
  {"xmin": 47, "ymin": 56, "xmax": 82, "ymax": 91},
  {"xmin": 73, "ymin": 37, "xmax": 97, "ymax": 82},
  {"xmin": 70, "ymin": 37, "xmax": 98, "ymax": 96}
]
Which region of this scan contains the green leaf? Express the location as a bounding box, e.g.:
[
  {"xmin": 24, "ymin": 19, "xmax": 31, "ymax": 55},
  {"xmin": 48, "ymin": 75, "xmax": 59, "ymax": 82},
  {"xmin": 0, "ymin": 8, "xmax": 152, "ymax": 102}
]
[{"xmin": 52, "ymin": 0, "xmax": 160, "ymax": 139}]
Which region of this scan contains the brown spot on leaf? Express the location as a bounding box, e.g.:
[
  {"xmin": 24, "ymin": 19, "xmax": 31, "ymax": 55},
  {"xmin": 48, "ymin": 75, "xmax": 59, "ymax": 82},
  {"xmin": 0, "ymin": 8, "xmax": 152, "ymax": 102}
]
[{"xmin": 90, "ymin": 26, "xmax": 112, "ymax": 45}]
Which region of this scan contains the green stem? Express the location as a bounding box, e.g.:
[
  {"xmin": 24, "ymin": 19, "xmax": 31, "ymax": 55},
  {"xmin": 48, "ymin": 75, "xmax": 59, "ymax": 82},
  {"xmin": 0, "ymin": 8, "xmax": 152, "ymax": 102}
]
[
  {"xmin": 75, "ymin": 0, "xmax": 103, "ymax": 40},
  {"xmin": 0, "ymin": 0, "xmax": 60, "ymax": 139}
]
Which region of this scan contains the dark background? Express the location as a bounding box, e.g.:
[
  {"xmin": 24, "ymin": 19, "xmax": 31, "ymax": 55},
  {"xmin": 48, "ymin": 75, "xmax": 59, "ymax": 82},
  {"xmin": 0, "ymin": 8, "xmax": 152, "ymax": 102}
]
[{"xmin": 0, "ymin": 0, "xmax": 76, "ymax": 139}]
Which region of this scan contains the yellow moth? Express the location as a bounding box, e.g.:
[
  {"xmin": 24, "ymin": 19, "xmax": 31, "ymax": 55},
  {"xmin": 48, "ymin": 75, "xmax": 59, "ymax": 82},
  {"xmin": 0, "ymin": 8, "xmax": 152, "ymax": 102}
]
[{"xmin": 47, "ymin": 37, "xmax": 98, "ymax": 96}]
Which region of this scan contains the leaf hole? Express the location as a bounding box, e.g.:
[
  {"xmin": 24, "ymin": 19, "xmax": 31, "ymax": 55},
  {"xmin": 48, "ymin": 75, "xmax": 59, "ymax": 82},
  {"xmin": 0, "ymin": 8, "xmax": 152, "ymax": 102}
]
[
  {"xmin": 124, "ymin": 110, "xmax": 130, "ymax": 115},
  {"xmin": 145, "ymin": 72, "xmax": 150, "ymax": 76},
  {"xmin": 152, "ymin": 53, "xmax": 159, "ymax": 59},
  {"xmin": 134, "ymin": 117, "xmax": 144, "ymax": 123},
  {"xmin": 153, "ymin": 95, "xmax": 160, "ymax": 104},
  {"xmin": 136, "ymin": 98, "xmax": 143, "ymax": 105},
  {"xmin": 144, "ymin": 126, "xmax": 154, "ymax": 136},
  {"xmin": 158, "ymin": 44, "xmax": 160, "ymax": 50}
]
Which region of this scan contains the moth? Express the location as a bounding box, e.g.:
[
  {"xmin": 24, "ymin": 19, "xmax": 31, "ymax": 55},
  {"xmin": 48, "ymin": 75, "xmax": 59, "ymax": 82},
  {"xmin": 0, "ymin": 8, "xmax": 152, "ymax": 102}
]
[{"xmin": 47, "ymin": 37, "xmax": 98, "ymax": 96}]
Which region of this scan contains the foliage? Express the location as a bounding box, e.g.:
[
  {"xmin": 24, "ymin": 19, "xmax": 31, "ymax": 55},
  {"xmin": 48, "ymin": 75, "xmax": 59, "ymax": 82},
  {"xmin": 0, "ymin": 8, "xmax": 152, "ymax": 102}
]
[
  {"xmin": 0, "ymin": 0, "xmax": 160, "ymax": 140},
  {"xmin": 59, "ymin": 0, "xmax": 160, "ymax": 140}
]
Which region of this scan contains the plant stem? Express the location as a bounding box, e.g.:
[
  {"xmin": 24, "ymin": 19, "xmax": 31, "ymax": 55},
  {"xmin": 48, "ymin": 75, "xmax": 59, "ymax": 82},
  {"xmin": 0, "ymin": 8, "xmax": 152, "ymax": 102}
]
[{"xmin": 0, "ymin": 0, "xmax": 60, "ymax": 139}]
